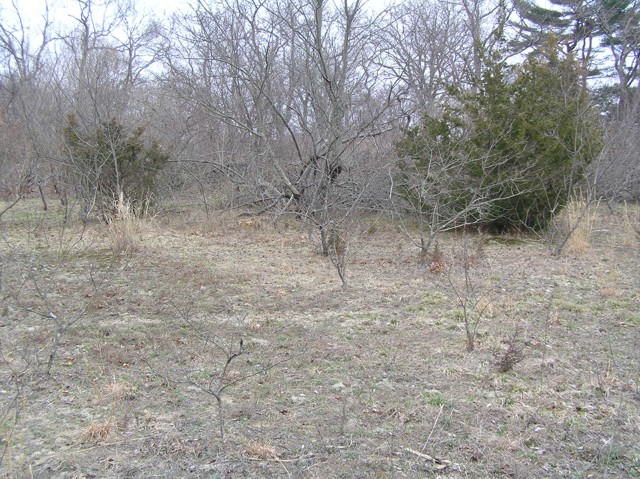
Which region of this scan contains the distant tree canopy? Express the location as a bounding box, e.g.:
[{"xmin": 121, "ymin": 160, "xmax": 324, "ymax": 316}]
[
  {"xmin": 63, "ymin": 115, "xmax": 168, "ymax": 220},
  {"xmin": 0, "ymin": 0, "xmax": 636, "ymax": 236},
  {"xmin": 397, "ymin": 43, "xmax": 604, "ymax": 233}
]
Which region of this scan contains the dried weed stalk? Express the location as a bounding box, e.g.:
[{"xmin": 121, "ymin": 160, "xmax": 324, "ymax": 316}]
[
  {"xmin": 245, "ymin": 441, "xmax": 280, "ymax": 460},
  {"xmin": 622, "ymin": 201, "xmax": 639, "ymax": 247},
  {"xmin": 82, "ymin": 419, "xmax": 114, "ymax": 444}
]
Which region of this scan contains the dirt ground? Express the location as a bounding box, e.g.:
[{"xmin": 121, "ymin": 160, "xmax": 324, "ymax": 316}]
[{"xmin": 1, "ymin": 200, "xmax": 639, "ymax": 478}]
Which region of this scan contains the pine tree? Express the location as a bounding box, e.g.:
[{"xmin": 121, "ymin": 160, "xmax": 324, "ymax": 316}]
[
  {"xmin": 596, "ymin": 0, "xmax": 640, "ymax": 112},
  {"xmin": 512, "ymin": 0, "xmax": 640, "ymax": 114},
  {"xmin": 512, "ymin": 0, "xmax": 597, "ymax": 87}
]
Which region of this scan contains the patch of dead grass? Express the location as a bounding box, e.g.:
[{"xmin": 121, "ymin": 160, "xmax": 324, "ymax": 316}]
[
  {"xmin": 599, "ymin": 287, "xmax": 618, "ymax": 298},
  {"xmin": 108, "ymin": 193, "xmax": 140, "ymax": 255},
  {"xmin": 561, "ymin": 196, "xmax": 598, "ymax": 253},
  {"xmin": 82, "ymin": 419, "xmax": 115, "ymax": 444},
  {"xmin": 101, "ymin": 378, "xmax": 138, "ymax": 402},
  {"xmin": 245, "ymin": 441, "xmax": 280, "ymax": 460},
  {"xmin": 622, "ymin": 201, "xmax": 639, "ymax": 248},
  {"xmin": 2, "ymin": 201, "xmax": 640, "ymax": 479}
]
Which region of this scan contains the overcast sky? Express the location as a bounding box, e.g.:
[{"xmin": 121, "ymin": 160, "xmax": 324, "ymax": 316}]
[
  {"xmin": 2, "ymin": 0, "xmax": 391, "ymax": 33},
  {"xmin": 2, "ymin": 0, "xmax": 188, "ymax": 30}
]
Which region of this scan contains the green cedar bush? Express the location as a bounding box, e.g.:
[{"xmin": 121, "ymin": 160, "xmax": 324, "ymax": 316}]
[
  {"xmin": 64, "ymin": 115, "xmax": 168, "ymax": 220},
  {"xmin": 397, "ymin": 43, "xmax": 603, "ymax": 233}
]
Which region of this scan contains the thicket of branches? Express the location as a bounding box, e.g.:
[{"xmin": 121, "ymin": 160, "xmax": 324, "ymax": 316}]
[{"xmin": 1, "ymin": 0, "xmax": 638, "ymax": 236}]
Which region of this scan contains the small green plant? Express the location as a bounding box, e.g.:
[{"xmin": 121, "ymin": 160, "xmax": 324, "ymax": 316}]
[
  {"xmin": 599, "ymin": 437, "xmax": 626, "ymax": 466},
  {"xmin": 629, "ymin": 454, "xmax": 640, "ymax": 476},
  {"xmin": 423, "ymin": 389, "xmax": 447, "ymax": 407}
]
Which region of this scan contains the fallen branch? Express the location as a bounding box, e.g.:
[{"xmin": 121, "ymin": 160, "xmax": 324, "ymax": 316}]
[{"xmin": 405, "ymin": 447, "xmax": 452, "ymax": 470}]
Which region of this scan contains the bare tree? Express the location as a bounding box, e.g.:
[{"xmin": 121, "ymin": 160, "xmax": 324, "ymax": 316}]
[
  {"xmin": 443, "ymin": 233, "xmax": 518, "ymax": 352},
  {"xmin": 381, "ymin": 0, "xmax": 470, "ymax": 122},
  {"xmin": 164, "ymin": 0, "xmax": 400, "ymax": 256},
  {"xmin": 147, "ymin": 304, "xmax": 286, "ymax": 439},
  {"xmin": 0, "ymin": 0, "xmax": 58, "ymax": 208},
  {"xmin": 591, "ymin": 88, "xmax": 640, "ymax": 202},
  {"xmin": 0, "ymin": 0, "xmax": 54, "ymax": 82}
]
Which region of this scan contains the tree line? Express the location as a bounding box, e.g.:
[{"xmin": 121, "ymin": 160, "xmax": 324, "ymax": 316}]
[{"xmin": 1, "ymin": 0, "xmax": 638, "ymax": 242}]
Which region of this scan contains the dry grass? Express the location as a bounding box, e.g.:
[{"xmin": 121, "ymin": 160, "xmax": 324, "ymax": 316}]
[
  {"xmin": 82, "ymin": 419, "xmax": 115, "ymax": 444},
  {"xmin": 100, "ymin": 378, "xmax": 138, "ymax": 402},
  {"xmin": 559, "ymin": 195, "xmax": 599, "ymax": 253},
  {"xmin": 622, "ymin": 201, "xmax": 639, "ymax": 247},
  {"xmin": 1, "ymin": 199, "xmax": 639, "ymax": 478},
  {"xmin": 244, "ymin": 441, "xmax": 280, "ymax": 460},
  {"xmin": 108, "ymin": 193, "xmax": 139, "ymax": 255},
  {"xmin": 427, "ymin": 242, "xmax": 447, "ymax": 274}
]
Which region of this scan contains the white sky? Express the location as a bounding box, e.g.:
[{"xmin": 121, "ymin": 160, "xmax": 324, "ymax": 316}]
[
  {"xmin": 1, "ymin": 0, "xmax": 190, "ymax": 30},
  {"xmin": 2, "ymin": 0, "xmax": 391, "ymax": 32},
  {"xmin": 1, "ymin": 0, "xmax": 392, "ymax": 53}
]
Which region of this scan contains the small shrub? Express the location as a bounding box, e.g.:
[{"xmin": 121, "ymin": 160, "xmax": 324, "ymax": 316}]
[
  {"xmin": 493, "ymin": 333, "xmax": 524, "ymax": 373},
  {"xmin": 102, "ymin": 378, "xmax": 138, "ymax": 402},
  {"xmin": 328, "ymin": 225, "xmax": 346, "ymax": 258},
  {"xmin": 423, "ymin": 389, "xmax": 447, "ymax": 407},
  {"xmin": 326, "ymin": 223, "xmax": 350, "ymax": 288},
  {"xmin": 64, "ymin": 115, "xmax": 168, "ymax": 221}
]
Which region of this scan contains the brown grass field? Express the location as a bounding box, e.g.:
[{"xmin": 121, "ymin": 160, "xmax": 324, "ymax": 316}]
[{"xmin": 1, "ymin": 199, "xmax": 639, "ymax": 478}]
